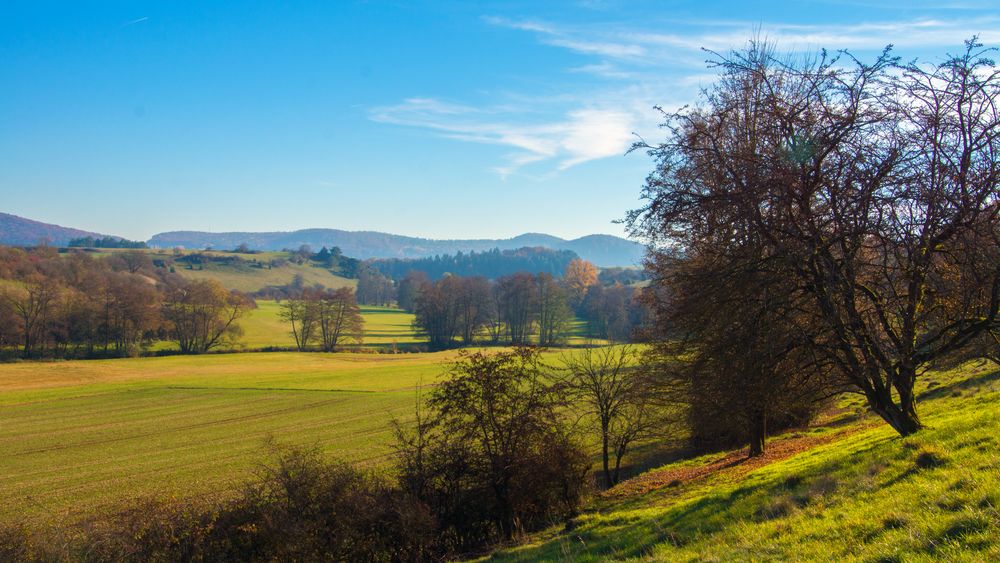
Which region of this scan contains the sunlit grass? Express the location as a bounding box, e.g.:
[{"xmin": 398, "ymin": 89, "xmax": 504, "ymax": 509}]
[
  {"xmin": 0, "ymin": 351, "xmax": 457, "ymax": 525},
  {"xmin": 490, "ymin": 362, "xmax": 1000, "ymax": 561}
]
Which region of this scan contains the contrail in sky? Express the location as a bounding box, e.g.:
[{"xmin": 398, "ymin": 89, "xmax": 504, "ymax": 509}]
[{"xmin": 121, "ymin": 16, "xmax": 149, "ymax": 28}]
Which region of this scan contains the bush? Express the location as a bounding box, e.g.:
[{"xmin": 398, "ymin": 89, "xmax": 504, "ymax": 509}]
[{"xmin": 395, "ymin": 348, "xmax": 591, "ymax": 553}]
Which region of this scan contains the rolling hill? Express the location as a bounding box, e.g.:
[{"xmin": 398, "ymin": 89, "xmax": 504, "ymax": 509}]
[
  {"xmin": 148, "ymin": 229, "xmax": 645, "ymax": 267},
  {"xmin": 0, "ymin": 212, "xmax": 109, "ymax": 247}
]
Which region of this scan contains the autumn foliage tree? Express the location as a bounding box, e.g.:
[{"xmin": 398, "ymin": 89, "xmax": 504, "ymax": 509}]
[{"xmin": 563, "ymin": 258, "xmax": 598, "ymax": 309}]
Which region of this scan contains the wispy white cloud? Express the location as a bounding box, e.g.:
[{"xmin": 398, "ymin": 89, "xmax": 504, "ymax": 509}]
[
  {"xmin": 569, "ymin": 62, "xmax": 635, "ymax": 79},
  {"xmin": 484, "ymin": 16, "xmax": 648, "ymax": 61},
  {"xmin": 488, "ymin": 14, "xmax": 1000, "ymax": 62},
  {"xmin": 372, "ymin": 11, "xmax": 999, "ymax": 178},
  {"xmin": 480, "ymin": 16, "xmax": 555, "ymax": 34},
  {"xmin": 371, "ymin": 98, "xmax": 643, "ymax": 177},
  {"xmin": 546, "ymin": 38, "xmax": 647, "ymax": 58}
]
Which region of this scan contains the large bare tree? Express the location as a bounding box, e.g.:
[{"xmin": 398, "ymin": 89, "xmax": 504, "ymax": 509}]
[{"xmin": 630, "ymin": 39, "xmax": 1000, "ymax": 436}]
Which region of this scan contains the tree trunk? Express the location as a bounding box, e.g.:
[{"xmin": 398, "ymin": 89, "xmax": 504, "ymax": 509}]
[
  {"xmin": 493, "ymin": 479, "xmax": 515, "ymax": 539},
  {"xmin": 601, "ymin": 427, "xmax": 612, "ymax": 489},
  {"xmin": 612, "ymin": 442, "xmax": 627, "ymax": 487},
  {"xmin": 748, "ymin": 409, "xmax": 766, "ymax": 457},
  {"xmin": 867, "ymin": 381, "xmax": 922, "ymax": 437},
  {"xmin": 871, "ymin": 401, "xmax": 922, "ymax": 436}
]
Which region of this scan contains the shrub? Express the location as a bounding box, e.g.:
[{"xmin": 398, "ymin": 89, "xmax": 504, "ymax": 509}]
[{"xmin": 395, "ymin": 348, "xmax": 591, "ymax": 553}]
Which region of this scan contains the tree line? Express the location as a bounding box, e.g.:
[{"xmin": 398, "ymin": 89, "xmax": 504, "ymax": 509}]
[
  {"xmin": 68, "ymin": 236, "xmax": 147, "ymax": 249},
  {"xmin": 395, "ymin": 259, "xmax": 650, "ymax": 349},
  {"xmin": 0, "ymin": 247, "xmax": 254, "ymax": 359},
  {"xmin": 369, "ymin": 246, "xmax": 580, "ymax": 281}
]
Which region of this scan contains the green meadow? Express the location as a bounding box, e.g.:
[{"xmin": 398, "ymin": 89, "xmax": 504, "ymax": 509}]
[
  {"xmin": 225, "ymin": 302, "xmax": 426, "ymax": 350},
  {"xmin": 203, "ymin": 300, "xmax": 599, "ymax": 351}
]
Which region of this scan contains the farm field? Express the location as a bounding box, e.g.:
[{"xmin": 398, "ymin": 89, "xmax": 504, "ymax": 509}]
[
  {"xmin": 0, "ymin": 351, "xmax": 464, "ymax": 525},
  {"xmin": 492, "ymin": 361, "xmax": 1000, "ymax": 561}
]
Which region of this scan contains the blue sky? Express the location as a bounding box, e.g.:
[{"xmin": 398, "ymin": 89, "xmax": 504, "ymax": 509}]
[{"xmin": 1, "ymin": 1, "xmax": 997, "ymax": 241}]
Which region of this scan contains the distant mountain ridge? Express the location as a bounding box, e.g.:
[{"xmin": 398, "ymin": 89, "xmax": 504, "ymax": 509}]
[
  {"xmin": 149, "ymin": 229, "xmax": 645, "ymax": 267},
  {"xmin": 0, "ymin": 212, "xmax": 108, "ymax": 247},
  {"xmin": 0, "ymin": 212, "xmax": 646, "ymax": 267}
]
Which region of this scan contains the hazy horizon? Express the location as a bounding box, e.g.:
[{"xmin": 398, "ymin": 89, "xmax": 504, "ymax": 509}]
[{"xmin": 2, "ymin": 209, "xmax": 638, "ymax": 244}]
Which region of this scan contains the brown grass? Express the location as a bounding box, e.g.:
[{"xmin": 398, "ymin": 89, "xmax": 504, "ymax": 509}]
[{"xmin": 602, "ymin": 424, "xmax": 874, "ymax": 500}]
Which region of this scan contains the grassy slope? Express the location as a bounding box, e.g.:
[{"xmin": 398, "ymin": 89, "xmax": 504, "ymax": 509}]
[
  {"xmin": 0, "ymin": 351, "xmax": 460, "ymax": 525},
  {"xmin": 91, "ymin": 248, "xmax": 355, "ymax": 293},
  {"xmin": 493, "ymin": 363, "xmax": 1000, "ymax": 562},
  {"xmin": 169, "ymin": 258, "xmax": 355, "ymax": 294}
]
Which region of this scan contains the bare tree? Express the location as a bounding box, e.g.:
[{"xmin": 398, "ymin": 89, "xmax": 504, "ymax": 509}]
[
  {"xmin": 646, "ymin": 248, "xmax": 840, "ymax": 456},
  {"xmin": 404, "ymin": 348, "xmax": 589, "ymax": 541},
  {"xmin": 630, "ymin": 39, "xmax": 1000, "ymax": 436},
  {"xmin": 2, "ymin": 274, "xmax": 58, "ymax": 358},
  {"xmin": 314, "ymin": 287, "xmax": 364, "ymax": 351},
  {"xmin": 560, "ymin": 346, "xmax": 658, "ymax": 487},
  {"xmin": 279, "ymin": 294, "xmax": 317, "ymax": 351},
  {"xmin": 496, "ymin": 273, "xmax": 536, "ymax": 345},
  {"xmin": 454, "ymin": 276, "xmax": 493, "ymax": 345},
  {"xmin": 412, "ymin": 277, "xmax": 460, "ymax": 349},
  {"xmin": 536, "ymin": 273, "xmax": 571, "ymax": 346},
  {"xmin": 116, "ymin": 250, "xmax": 152, "ymax": 274},
  {"xmin": 396, "ymin": 270, "xmax": 429, "ymax": 313}
]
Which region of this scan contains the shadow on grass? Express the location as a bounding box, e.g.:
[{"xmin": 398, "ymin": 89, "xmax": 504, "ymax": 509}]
[
  {"xmin": 504, "ymin": 431, "xmax": 902, "ymax": 561},
  {"xmin": 360, "ymin": 308, "xmax": 410, "ymax": 316},
  {"xmin": 917, "ymin": 368, "xmax": 1000, "ymax": 401}
]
